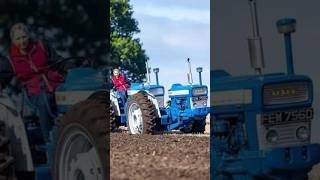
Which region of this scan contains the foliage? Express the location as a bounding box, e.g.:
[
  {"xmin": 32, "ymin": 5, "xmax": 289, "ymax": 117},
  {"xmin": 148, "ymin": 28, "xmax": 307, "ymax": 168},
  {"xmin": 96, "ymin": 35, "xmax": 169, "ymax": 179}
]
[
  {"xmin": 0, "ymin": 0, "xmax": 107, "ymax": 66},
  {"xmin": 110, "ymin": 0, "xmax": 148, "ymax": 81}
]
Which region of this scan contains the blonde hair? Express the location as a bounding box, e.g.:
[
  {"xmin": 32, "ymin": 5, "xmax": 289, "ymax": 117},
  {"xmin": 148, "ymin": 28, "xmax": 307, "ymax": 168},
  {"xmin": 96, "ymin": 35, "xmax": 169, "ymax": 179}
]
[
  {"xmin": 113, "ymin": 68, "xmax": 119, "ymax": 73},
  {"xmin": 10, "ymin": 23, "xmax": 30, "ymax": 40}
]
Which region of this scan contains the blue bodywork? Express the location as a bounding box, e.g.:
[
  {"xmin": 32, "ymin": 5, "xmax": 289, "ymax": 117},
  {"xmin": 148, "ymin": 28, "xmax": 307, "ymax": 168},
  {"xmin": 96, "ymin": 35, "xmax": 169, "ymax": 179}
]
[
  {"xmin": 15, "ymin": 67, "xmax": 107, "ymax": 179},
  {"xmin": 211, "ymin": 17, "xmax": 320, "ymax": 179},
  {"xmin": 211, "ymin": 71, "xmax": 320, "ymax": 179},
  {"xmin": 163, "ymin": 83, "xmax": 208, "ymax": 131},
  {"xmin": 55, "ymin": 68, "xmax": 107, "ymax": 113},
  {"xmin": 117, "ymin": 82, "xmax": 165, "ymax": 124},
  {"xmin": 114, "ymin": 80, "xmax": 209, "ymax": 132}
]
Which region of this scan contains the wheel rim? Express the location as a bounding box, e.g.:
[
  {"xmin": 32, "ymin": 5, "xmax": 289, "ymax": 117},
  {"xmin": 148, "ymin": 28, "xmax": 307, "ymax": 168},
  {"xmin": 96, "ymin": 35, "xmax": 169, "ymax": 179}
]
[
  {"xmin": 58, "ymin": 126, "xmax": 104, "ymax": 180},
  {"xmin": 128, "ymin": 103, "xmax": 143, "ymax": 134}
]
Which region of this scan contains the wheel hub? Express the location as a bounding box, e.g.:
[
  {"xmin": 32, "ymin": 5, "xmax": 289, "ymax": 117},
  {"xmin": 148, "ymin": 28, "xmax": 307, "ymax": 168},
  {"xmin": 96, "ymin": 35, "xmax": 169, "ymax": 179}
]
[
  {"xmin": 128, "ymin": 103, "xmax": 143, "ymax": 134},
  {"xmin": 69, "ymin": 148, "xmax": 101, "ymax": 180},
  {"xmin": 59, "ymin": 129, "xmax": 104, "ymax": 180}
]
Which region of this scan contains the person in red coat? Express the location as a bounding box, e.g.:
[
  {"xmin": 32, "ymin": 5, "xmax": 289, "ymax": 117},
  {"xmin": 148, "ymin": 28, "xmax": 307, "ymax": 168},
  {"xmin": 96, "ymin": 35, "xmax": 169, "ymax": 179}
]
[
  {"xmin": 112, "ymin": 68, "xmax": 130, "ymax": 104},
  {"xmin": 8, "ymin": 23, "xmax": 63, "ymax": 142}
]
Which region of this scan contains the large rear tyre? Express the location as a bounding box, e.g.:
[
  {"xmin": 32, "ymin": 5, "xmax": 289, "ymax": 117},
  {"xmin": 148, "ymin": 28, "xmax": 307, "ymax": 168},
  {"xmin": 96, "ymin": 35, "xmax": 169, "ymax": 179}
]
[
  {"xmin": 89, "ymin": 91, "xmax": 116, "ymax": 131},
  {"xmin": 53, "ymin": 96, "xmax": 108, "ymax": 180},
  {"xmin": 109, "ymin": 103, "xmax": 116, "ymax": 132},
  {"xmin": 126, "ymin": 91, "xmax": 158, "ymax": 134}
]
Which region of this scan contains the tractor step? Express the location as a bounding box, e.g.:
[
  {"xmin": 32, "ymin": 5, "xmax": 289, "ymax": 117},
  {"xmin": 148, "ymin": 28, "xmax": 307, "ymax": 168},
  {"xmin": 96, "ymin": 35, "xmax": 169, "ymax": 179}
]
[{"xmin": 34, "ymin": 145, "xmax": 48, "ymax": 152}]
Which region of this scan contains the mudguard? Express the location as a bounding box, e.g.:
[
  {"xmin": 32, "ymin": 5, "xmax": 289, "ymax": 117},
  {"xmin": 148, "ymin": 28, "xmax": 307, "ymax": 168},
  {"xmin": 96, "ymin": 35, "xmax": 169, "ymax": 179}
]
[
  {"xmin": 144, "ymin": 91, "xmax": 161, "ymax": 117},
  {"xmin": 0, "ymin": 92, "xmax": 34, "ymax": 172},
  {"xmin": 110, "ymin": 90, "xmax": 121, "ymax": 116},
  {"xmin": 128, "ymin": 89, "xmax": 161, "ymax": 117}
]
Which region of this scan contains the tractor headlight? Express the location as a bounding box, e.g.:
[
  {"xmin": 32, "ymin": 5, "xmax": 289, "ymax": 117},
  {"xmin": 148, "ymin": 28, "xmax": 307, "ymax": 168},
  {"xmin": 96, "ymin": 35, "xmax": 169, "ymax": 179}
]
[
  {"xmin": 203, "ymin": 101, "xmax": 207, "ymax": 106},
  {"xmin": 266, "ymin": 130, "xmax": 278, "ymax": 143},
  {"xmin": 296, "ymin": 126, "xmax": 309, "ymax": 141}
]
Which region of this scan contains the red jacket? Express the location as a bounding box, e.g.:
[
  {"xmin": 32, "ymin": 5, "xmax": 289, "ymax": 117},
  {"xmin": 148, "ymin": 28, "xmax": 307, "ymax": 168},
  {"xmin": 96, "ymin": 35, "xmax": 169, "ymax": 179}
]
[
  {"xmin": 112, "ymin": 74, "xmax": 130, "ymax": 92},
  {"xmin": 9, "ymin": 40, "xmax": 64, "ymax": 96}
]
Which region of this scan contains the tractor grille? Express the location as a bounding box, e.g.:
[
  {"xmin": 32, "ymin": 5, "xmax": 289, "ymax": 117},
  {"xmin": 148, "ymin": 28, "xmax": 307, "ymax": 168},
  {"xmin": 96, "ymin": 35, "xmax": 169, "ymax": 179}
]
[
  {"xmin": 261, "ymin": 122, "xmax": 310, "ymax": 149},
  {"xmin": 263, "ymin": 81, "xmax": 309, "ymax": 105},
  {"xmin": 192, "ymin": 96, "xmax": 208, "ymax": 108},
  {"xmin": 257, "ymin": 112, "xmax": 311, "ymax": 150}
]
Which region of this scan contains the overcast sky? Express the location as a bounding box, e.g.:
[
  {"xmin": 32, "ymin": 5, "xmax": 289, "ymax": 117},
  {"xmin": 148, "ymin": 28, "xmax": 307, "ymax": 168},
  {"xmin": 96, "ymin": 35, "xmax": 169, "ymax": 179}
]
[
  {"xmin": 131, "ymin": 0, "xmax": 210, "ymax": 102},
  {"xmin": 212, "ymin": 0, "xmax": 320, "ymax": 142}
]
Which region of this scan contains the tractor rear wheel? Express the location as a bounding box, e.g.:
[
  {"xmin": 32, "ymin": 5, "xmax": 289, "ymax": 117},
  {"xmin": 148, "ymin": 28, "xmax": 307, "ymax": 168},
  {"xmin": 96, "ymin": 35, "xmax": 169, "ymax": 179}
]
[
  {"xmin": 53, "ymin": 95, "xmax": 108, "ymax": 180},
  {"xmin": 109, "ymin": 103, "xmax": 116, "ymax": 131},
  {"xmin": 126, "ymin": 91, "xmax": 158, "ymax": 134},
  {"xmin": 89, "ymin": 91, "xmax": 116, "ymax": 131}
]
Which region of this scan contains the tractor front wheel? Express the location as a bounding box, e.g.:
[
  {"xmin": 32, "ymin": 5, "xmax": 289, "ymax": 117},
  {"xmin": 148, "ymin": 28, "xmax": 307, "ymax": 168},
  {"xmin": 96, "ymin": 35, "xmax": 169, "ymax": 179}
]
[
  {"xmin": 54, "ymin": 95, "xmax": 108, "ymax": 180},
  {"xmin": 126, "ymin": 91, "xmax": 158, "ymax": 134},
  {"xmin": 192, "ymin": 119, "xmax": 206, "ymax": 133},
  {"xmin": 180, "ymin": 123, "xmax": 193, "ymax": 133}
]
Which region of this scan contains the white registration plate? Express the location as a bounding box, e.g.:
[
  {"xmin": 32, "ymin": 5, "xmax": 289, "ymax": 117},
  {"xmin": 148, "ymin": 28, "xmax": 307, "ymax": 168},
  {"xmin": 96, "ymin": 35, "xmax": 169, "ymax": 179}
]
[{"xmin": 262, "ymin": 108, "xmax": 313, "ymax": 126}]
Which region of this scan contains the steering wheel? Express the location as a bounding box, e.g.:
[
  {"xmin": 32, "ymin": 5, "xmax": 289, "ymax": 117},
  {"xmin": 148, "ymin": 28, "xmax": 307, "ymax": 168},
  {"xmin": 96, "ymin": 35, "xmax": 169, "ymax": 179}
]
[{"xmin": 39, "ymin": 56, "xmax": 94, "ymax": 74}]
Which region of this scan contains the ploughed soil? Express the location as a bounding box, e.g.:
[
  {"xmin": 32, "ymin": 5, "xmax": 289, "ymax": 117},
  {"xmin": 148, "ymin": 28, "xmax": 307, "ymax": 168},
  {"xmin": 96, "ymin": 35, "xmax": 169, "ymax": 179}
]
[
  {"xmin": 110, "ymin": 132, "xmax": 210, "ymax": 180},
  {"xmin": 309, "ymin": 163, "xmax": 320, "ymax": 180}
]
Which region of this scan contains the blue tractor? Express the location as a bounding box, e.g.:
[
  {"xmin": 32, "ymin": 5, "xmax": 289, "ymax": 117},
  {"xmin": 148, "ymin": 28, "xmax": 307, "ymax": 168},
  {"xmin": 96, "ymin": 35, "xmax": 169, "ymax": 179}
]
[
  {"xmin": 110, "ymin": 59, "xmax": 209, "ymax": 134},
  {"xmin": 0, "ymin": 57, "xmax": 108, "ymax": 180},
  {"xmin": 211, "ymin": 0, "xmax": 320, "ymax": 179}
]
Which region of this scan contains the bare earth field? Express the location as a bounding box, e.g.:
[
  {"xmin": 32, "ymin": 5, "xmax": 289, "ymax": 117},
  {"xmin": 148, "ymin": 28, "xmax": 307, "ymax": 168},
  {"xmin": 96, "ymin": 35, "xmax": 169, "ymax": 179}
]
[
  {"xmin": 109, "ymin": 114, "xmax": 320, "ymax": 180},
  {"xmin": 110, "ymin": 133, "xmax": 210, "ymax": 180},
  {"xmin": 309, "ymin": 164, "xmax": 320, "ymax": 180}
]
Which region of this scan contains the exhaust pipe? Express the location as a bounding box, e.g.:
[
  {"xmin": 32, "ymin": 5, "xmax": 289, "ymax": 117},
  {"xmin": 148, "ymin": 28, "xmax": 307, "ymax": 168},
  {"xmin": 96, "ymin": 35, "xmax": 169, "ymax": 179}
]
[
  {"xmin": 248, "ymin": 0, "xmax": 265, "ymax": 75},
  {"xmin": 187, "ymin": 58, "xmax": 193, "ymax": 85},
  {"xmin": 145, "ymin": 59, "xmax": 151, "ymax": 85},
  {"xmin": 276, "ymin": 18, "xmax": 296, "ymax": 75},
  {"xmin": 196, "ymin": 67, "xmax": 203, "ymax": 86},
  {"xmin": 153, "ymin": 68, "xmax": 160, "ymax": 86}
]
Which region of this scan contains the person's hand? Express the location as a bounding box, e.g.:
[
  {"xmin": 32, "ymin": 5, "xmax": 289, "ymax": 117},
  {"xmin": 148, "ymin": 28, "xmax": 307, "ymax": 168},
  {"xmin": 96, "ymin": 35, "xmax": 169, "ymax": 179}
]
[
  {"xmin": 112, "ymin": 86, "xmax": 117, "ymax": 91},
  {"xmin": 5, "ymin": 77, "xmax": 23, "ymax": 94}
]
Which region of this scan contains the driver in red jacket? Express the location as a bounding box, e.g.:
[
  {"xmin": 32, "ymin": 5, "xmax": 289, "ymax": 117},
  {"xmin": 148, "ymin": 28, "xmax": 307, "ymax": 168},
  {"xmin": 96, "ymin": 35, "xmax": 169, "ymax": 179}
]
[
  {"xmin": 112, "ymin": 68, "xmax": 130, "ymax": 104},
  {"xmin": 8, "ymin": 23, "xmax": 63, "ymax": 142}
]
